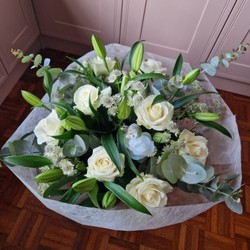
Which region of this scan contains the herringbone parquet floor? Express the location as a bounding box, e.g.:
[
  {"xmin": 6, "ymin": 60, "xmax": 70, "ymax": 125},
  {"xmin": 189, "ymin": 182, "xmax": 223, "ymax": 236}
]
[{"xmin": 0, "ymin": 49, "xmax": 249, "ymax": 250}]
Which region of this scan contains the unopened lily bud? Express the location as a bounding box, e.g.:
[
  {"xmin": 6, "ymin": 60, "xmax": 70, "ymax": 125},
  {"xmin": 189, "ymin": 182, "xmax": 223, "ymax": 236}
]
[
  {"xmin": 131, "ymin": 42, "xmax": 144, "ymax": 72},
  {"xmin": 35, "ymin": 168, "xmax": 63, "ymax": 183},
  {"xmin": 102, "ymin": 191, "xmax": 117, "ymax": 209},
  {"xmin": 72, "ymin": 178, "xmax": 96, "ymax": 193},
  {"xmin": 117, "ymin": 97, "xmax": 131, "ymax": 120},
  {"xmin": 21, "ymin": 90, "xmax": 43, "ymax": 107},
  {"xmin": 91, "ymin": 35, "xmax": 106, "ymax": 60},
  {"xmin": 192, "ymin": 112, "xmax": 220, "ymax": 121},
  {"xmin": 182, "ymin": 68, "xmax": 200, "ymax": 85},
  {"xmin": 153, "ymin": 132, "xmax": 170, "ymax": 143}
]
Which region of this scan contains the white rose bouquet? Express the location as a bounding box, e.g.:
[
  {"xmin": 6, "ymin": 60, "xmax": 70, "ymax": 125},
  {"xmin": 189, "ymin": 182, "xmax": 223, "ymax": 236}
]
[{"xmin": 1, "ymin": 35, "xmax": 248, "ymax": 215}]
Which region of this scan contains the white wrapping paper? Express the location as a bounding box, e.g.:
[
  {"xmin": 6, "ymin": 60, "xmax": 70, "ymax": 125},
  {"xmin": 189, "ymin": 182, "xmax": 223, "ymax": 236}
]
[{"xmin": 4, "ymin": 44, "xmax": 241, "ymax": 231}]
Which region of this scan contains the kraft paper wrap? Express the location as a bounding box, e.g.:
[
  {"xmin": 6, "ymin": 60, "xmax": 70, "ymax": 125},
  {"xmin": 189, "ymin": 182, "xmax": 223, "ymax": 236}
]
[{"xmin": 5, "ymin": 44, "xmax": 241, "ymax": 231}]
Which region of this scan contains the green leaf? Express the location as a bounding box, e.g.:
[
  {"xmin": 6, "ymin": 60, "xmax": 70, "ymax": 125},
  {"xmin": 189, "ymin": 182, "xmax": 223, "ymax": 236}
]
[
  {"xmin": 21, "ymin": 54, "xmax": 33, "ymax": 63},
  {"xmin": 34, "ymin": 54, "xmax": 42, "ymax": 67},
  {"xmin": 43, "ymin": 69, "xmax": 53, "ymax": 99},
  {"xmin": 197, "ymin": 120, "xmax": 232, "ymax": 138},
  {"xmin": 117, "ymin": 97, "xmax": 131, "ymax": 120},
  {"xmin": 49, "ymin": 68, "xmax": 62, "ymax": 81},
  {"xmin": 66, "ymin": 56, "xmax": 85, "ymax": 70},
  {"xmin": 43, "ymin": 175, "xmax": 78, "ymax": 198},
  {"xmin": 51, "ymin": 101, "xmax": 78, "ymax": 116},
  {"xmin": 3, "ymin": 155, "xmax": 52, "ymax": 167},
  {"xmin": 172, "ymin": 53, "xmax": 183, "ymax": 76},
  {"xmin": 101, "ymin": 134, "xmax": 122, "ymax": 173},
  {"xmin": 88, "ymin": 182, "xmax": 100, "ymax": 208},
  {"xmin": 52, "ymin": 130, "xmax": 75, "ymax": 140},
  {"xmin": 152, "ymin": 95, "xmax": 167, "ymax": 106},
  {"xmin": 182, "ymin": 68, "xmax": 200, "ymax": 85},
  {"xmin": 172, "ymin": 91, "xmax": 218, "ymax": 109},
  {"xmin": 103, "ymin": 181, "xmax": 151, "ymax": 215},
  {"xmin": 60, "ymin": 188, "xmax": 81, "ymax": 203},
  {"xmin": 8, "ymin": 140, "xmax": 33, "ymax": 155},
  {"xmin": 161, "ymin": 154, "xmax": 187, "ymax": 184},
  {"xmin": 117, "ymin": 129, "xmax": 142, "ymax": 178},
  {"xmin": 131, "ymin": 72, "xmax": 167, "ymax": 81}
]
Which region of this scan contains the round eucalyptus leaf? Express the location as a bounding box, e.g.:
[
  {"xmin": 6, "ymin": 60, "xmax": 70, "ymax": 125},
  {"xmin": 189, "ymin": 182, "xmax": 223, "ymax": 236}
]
[
  {"xmin": 200, "ymin": 63, "xmax": 216, "ymax": 76},
  {"xmin": 221, "ymin": 59, "xmax": 230, "ymax": 68},
  {"xmin": 181, "ymin": 156, "xmax": 207, "ymax": 184},
  {"xmin": 63, "ymin": 135, "xmax": 88, "ymax": 157},
  {"xmin": 210, "ymin": 56, "xmax": 219, "ymax": 67},
  {"xmin": 200, "ymin": 165, "xmax": 215, "ymax": 183},
  {"xmin": 161, "ymin": 159, "xmax": 178, "ymax": 184}
]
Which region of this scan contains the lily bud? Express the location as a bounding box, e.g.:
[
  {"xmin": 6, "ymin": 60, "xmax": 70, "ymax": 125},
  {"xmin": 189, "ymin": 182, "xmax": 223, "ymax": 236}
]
[
  {"xmin": 182, "ymin": 68, "xmax": 200, "ymax": 85},
  {"xmin": 102, "ymin": 191, "xmax": 117, "ymax": 209},
  {"xmin": 117, "ymin": 97, "xmax": 131, "ymax": 120},
  {"xmin": 131, "ymin": 42, "xmax": 144, "ymax": 72},
  {"xmin": 192, "ymin": 112, "xmax": 220, "ymax": 121},
  {"xmin": 21, "ymin": 90, "xmax": 43, "ymax": 107},
  {"xmin": 72, "ymin": 178, "xmax": 96, "ymax": 193},
  {"xmin": 91, "ymin": 35, "xmax": 106, "ymax": 60},
  {"xmin": 35, "ymin": 168, "xmax": 63, "ymax": 183}
]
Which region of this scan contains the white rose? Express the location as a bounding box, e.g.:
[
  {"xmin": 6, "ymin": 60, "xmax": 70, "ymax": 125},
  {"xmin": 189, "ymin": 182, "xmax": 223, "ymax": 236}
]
[
  {"xmin": 85, "ymin": 146, "xmax": 125, "ymax": 182},
  {"xmin": 126, "ymin": 173, "xmax": 172, "ymax": 208},
  {"xmin": 125, "ymin": 132, "xmax": 155, "ymax": 160},
  {"xmin": 140, "ymin": 59, "xmax": 166, "ymax": 74},
  {"xmin": 179, "ymin": 129, "xmax": 209, "ymax": 165},
  {"xmin": 134, "ymin": 95, "xmax": 174, "ymax": 131},
  {"xmin": 91, "ymin": 57, "xmax": 116, "ymax": 76},
  {"xmin": 73, "ymin": 85, "xmax": 99, "ymax": 115},
  {"xmin": 34, "ymin": 110, "xmax": 63, "ymax": 145}
]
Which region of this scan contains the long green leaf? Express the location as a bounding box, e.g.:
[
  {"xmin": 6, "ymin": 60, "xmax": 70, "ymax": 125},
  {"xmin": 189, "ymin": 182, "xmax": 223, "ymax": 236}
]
[
  {"xmin": 51, "ymin": 101, "xmax": 78, "ymax": 115},
  {"xmin": 3, "ymin": 155, "xmax": 52, "ymax": 167},
  {"xmin": 172, "ymin": 53, "xmax": 183, "ymax": 76},
  {"xmin": 60, "ymin": 188, "xmax": 81, "ymax": 203},
  {"xmin": 103, "ymin": 181, "xmax": 151, "ymax": 215},
  {"xmin": 101, "ymin": 134, "xmax": 122, "ymax": 173},
  {"xmin": 43, "ymin": 69, "xmax": 53, "ymax": 99},
  {"xmin": 117, "ymin": 129, "xmax": 142, "ymax": 178},
  {"xmin": 43, "ymin": 175, "xmax": 78, "ymax": 198},
  {"xmin": 66, "ymin": 56, "xmax": 85, "ymax": 70},
  {"xmin": 197, "ymin": 120, "xmax": 232, "ymax": 138},
  {"xmin": 172, "ymin": 91, "xmax": 218, "ymax": 109},
  {"xmin": 131, "ymin": 72, "xmax": 167, "ymax": 81},
  {"xmin": 88, "ymin": 183, "xmax": 100, "ymax": 208}
]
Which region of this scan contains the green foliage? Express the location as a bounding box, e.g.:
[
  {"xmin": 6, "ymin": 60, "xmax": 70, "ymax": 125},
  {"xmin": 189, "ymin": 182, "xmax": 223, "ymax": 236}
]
[{"xmin": 103, "ymin": 181, "xmax": 151, "ymax": 215}]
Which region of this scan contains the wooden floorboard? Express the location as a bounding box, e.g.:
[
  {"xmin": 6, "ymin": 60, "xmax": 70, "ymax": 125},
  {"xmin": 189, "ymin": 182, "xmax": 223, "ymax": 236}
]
[{"xmin": 0, "ymin": 49, "xmax": 249, "ymax": 250}]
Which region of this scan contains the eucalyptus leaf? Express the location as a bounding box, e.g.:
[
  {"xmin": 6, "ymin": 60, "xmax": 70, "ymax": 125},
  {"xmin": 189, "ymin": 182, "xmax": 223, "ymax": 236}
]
[
  {"xmin": 221, "ymin": 59, "xmax": 230, "ymax": 68},
  {"xmin": 225, "ymin": 196, "xmax": 243, "ymax": 214},
  {"xmin": 63, "ymin": 134, "xmax": 88, "ymax": 157},
  {"xmin": 181, "ymin": 156, "xmax": 207, "ymax": 184},
  {"xmin": 103, "ymin": 181, "xmax": 151, "ymax": 215},
  {"xmin": 200, "ymin": 63, "xmax": 216, "ymax": 76},
  {"xmin": 34, "ymin": 54, "xmax": 42, "ymax": 67},
  {"xmin": 8, "ymin": 140, "xmax": 33, "ymax": 155},
  {"xmin": 210, "ymin": 56, "xmax": 219, "ymax": 67}
]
